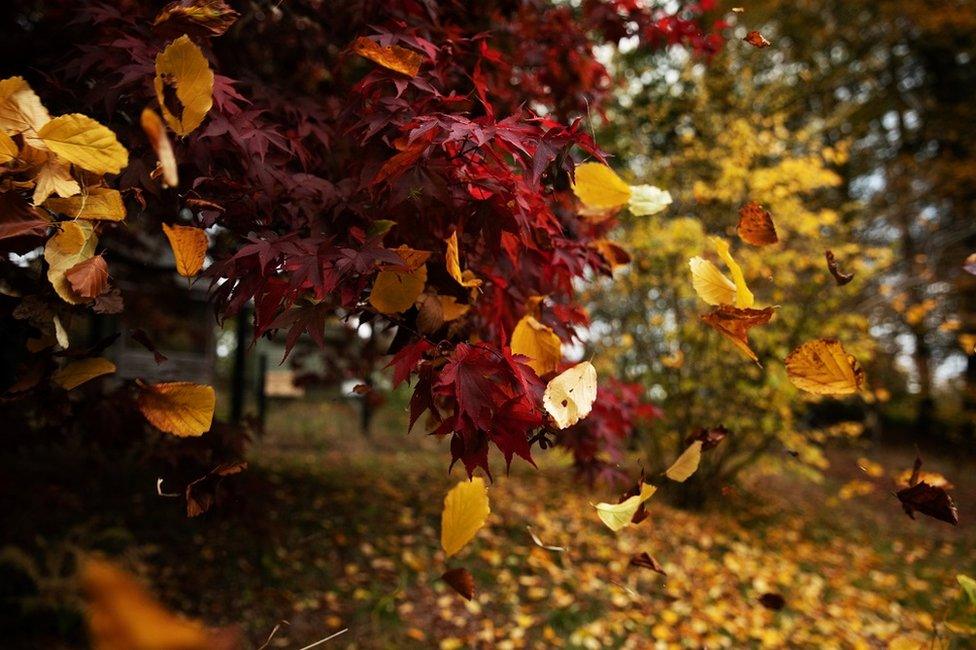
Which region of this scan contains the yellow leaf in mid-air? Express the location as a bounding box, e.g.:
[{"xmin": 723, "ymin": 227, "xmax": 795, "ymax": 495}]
[
  {"xmin": 0, "ymin": 76, "xmax": 51, "ymax": 147},
  {"xmin": 141, "ymin": 108, "xmax": 178, "ymax": 187},
  {"xmin": 53, "ymin": 357, "xmax": 116, "ymax": 390},
  {"xmin": 352, "ymin": 36, "xmax": 425, "ymax": 77},
  {"xmin": 37, "ymin": 114, "xmax": 128, "ymax": 175},
  {"xmin": 154, "ymin": 35, "xmax": 215, "ymax": 135},
  {"xmin": 44, "ymin": 188, "xmax": 126, "ymax": 221},
  {"xmin": 510, "ymin": 315, "xmax": 562, "ymax": 376},
  {"xmin": 0, "ymin": 130, "xmax": 17, "ymax": 164},
  {"xmin": 543, "ymin": 361, "xmax": 597, "ymax": 429},
  {"xmin": 445, "ymin": 231, "xmax": 482, "ymax": 288},
  {"xmin": 595, "ymin": 482, "xmax": 656, "ymax": 532},
  {"xmin": 441, "ymin": 477, "xmax": 490, "ymax": 557},
  {"xmin": 710, "ymin": 236, "xmax": 754, "ymax": 308},
  {"xmin": 689, "ymin": 257, "xmax": 736, "ymax": 306},
  {"xmin": 162, "ymin": 223, "xmax": 208, "ymax": 277},
  {"xmin": 45, "ymin": 220, "xmax": 97, "ymax": 304},
  {"xmin": 572, "ymin": 162, "xmax": 631, "ymax": 210},
  {"xmin": 370, "ymin": 265, "xmax": 427, "ymax": 314},
  {"xmin": 665, "ymin": 440, "xmax": 703, "ymax": 482},
  {"xmin": 137, "ymin": 381, "xmax": 216, "ymax": 437},
  {"xmin": 785, "ymin": 339, "xmax": 865, "ymax": 395}
]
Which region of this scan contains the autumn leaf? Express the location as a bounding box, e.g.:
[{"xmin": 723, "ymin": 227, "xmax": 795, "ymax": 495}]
[
  {"xmin": 0, "ymin": 76, "xmax": 51, "ymax": 148},
  {"xmin": 441, "ymin": 477, "xmax": 490, "ymax": 557},
  {"xmin": 370, "ymin": 265, "xmax": 427, "ymax": 314},
  {"xmin": 154, "ymin": 35, "xmax": 214, "ymax": 135},
  {"xmin": 154, "ymin": 0, "xmax": 240, "ymax": 36},
  {"xmin": 685, "ymin": 425, "xmax": 729, "ymax": 451},
  {"xmin": 45, "ymin": 220, "xmax": 98, "ymax": 304},
  {"xmin": 759, "ymin": 593, "xmax": 786, "ymax": 610},
  {"xmin": 445, "ymin": 231, "xmax": 482, "ymax": 288},
  {"xmin": 958, "ymin": 574, "xmax": 976, "ymax": 607},
  {"xmin": 441, "ymin": 567, "xmax": 475, "ymax": 600},
  {"xmin": 593, "ymin": 239, "xmax": 631, "ymax": 270},
  {"xmin": 37, "ymin": 114, "xmax": 128, "ymax": 175},
  {"xmin": 66, "ymin": 254, "xmax": 110, "ymax": 298},
  {"xmin": 628, "ymin": 184, "xmax": 673, "ymax": 216},
  {"xmin": 964, "ymin": 253, "xmax": 976, "ymax": 276},
  {"xmin": 543, "ymin": 361, "xmax": 597, "ymax": 429},
  {"xmin": 825, "ymin": 249, "xmax": 854, "ymax": 285},
  {"xmin": 710, "ymin": 236, "xmax": 754, "ymax": 308},
  {"xmin": 352, "ymin": 36, "xmax": 424, "ymax": 77},
  {"xmin": 32, "ymin": 153, "xmax": 80, "ymax": 205},
  {"xmin": 141, "ymin": 108, "xmax": 178, "ymax": 187},
  {"xmin": 572, "ymin": 162, "xmax": 631, "ymax": 210},
  {"xmin": 689, "ymin": 257, "xmax": 736, "ymax": 306},
  {"xmin": 416, "ymin": 293, "xmax": 444, "ymax": 334},
  {"xmin": 785, "ymin": 339, "xmax": 865, "ymax": 395},
  {"xmin": 700, "ymin": 305, "xmax": 774, "ymax": 363},
  {"xmin": 438, "ymin": 295, "xmax": 470, "ymax": 322},
  {"xmin": 371, "ymin": 130, "xmax": 436, "ymax": 186},
  {"xmin": 137, "ymin": 381, "xmax": 216, "ymax": 437},
  {"xmin": 162, "ymin": 223, "xmax": 208, "ymax": 277},
  {"xmin": 52, "ymin": 357, "xmax": 116, "ymax": 390},
  {"xmin": 629, "ymin": 552, "xmax": 666, "ymax": 576},
  {"xmin": 895, "ymin": 456, "xmax": 959, "ymax": 526},
  {"xmin": 510, "ymin": 315, "xmax": 562, "ymax": 376},
  {"xmin": 665, "ymin": 440, "xmax": 703, "ymax": 482},
  {"xmin": 744, "ymin": 31, "xmax": 771, "ymax": 48},
  {"xmin": 44, "ymin": 188, "xmax": 126, "ymax": 221},
  {"xmin": 737, "ymin": 201, "xmax": 778, "ymax": 246},
  {"xmin": 595, "ymin": 481, "xmax": 656, "ymax": 532},
  {"xmin": 0, "ymin": 130, "xmax": 17, "ymax": 164}
]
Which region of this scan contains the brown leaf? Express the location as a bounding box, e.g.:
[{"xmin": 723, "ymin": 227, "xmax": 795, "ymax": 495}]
[
  {"xmin": 737, "ymin": 201, "xmax": 778, "ymax": 246},
  {"xmin": 743, "ymin": 31, "xmax": 771, "ymax": 48},
  {"xmin": 441, "ymin": 567, "xmax": 475, "ymax": 600},
  {"xmin": 154, "ymin": 0, "xmax": 240, "ymax": 36},
  {"xmin": 684, "ymin": 425, "xmax": 730, "ymax": 451},
  {"xmin": 130, "ymin": 328, "xmax": 168, "ymax": 364},
  {"xmin": 352, "ymin": 36, "xmax": 425, "ymax": 77},
  {"xmin": 896, "ymin": 461, "xmax": 959, "ymax": 527},
  {"xmin": 629, "ymin": 552, "xmax": 666, "ymax": 576},
  {"xmin": 416, "ymin": 293, "xmax": 445, "ymax": 334},
  {"xmin": 93, "ymin": 288, "xmax": 124, "ymax": 314},
  {"xmin": 186, "ymin": 461, "xmax": 247, "ymax": 517},
  {"xmin": 759, "ymin": 592, "xmax": 786, "ymax": 610},
  {"xmin": 700, "ymin": 305, "xmax": 774, "ymax": 364},
  {"xmin": 825, "ymin": 250, "xmax": 854, "ymax": 285},
  {"xmin": 65, "ymin": 255, "xmax": 110, "ymax": 299}
]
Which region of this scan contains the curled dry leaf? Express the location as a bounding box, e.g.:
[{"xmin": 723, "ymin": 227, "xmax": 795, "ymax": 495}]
[
  {"xmin": 154, "ymin": 35, "xmax": 215, "ymax": 135},
  {"xmin": 895, "ymin": 456, "xmax": 959, "ymax": 525},
  {"xmin": 153, "ymin": 0, "xmax": 240, "ymax": 36},
  {"xmin": 595, "ymin": 481, "xmax": 656, "ymax": 532},
  {"xmin": 685, "ymin": 425, "xmax": 729, "ymax": 451},
  {"xmin": 510, "ymin": 315, "xmax": 562, "ymax": 376},
  {"xmin": 785, "ymin": 339, "xmax": 864, "ymax": 395},
  {"xmin": 629, "ymin": 552, "xmax": 666, "ymax": 576},
  {"xmin": 137, "ymin": 381, "xmax": 216, "ymax": 437},
  {"xmin": 543, "ymin": 361, "xmax": 598, "ymax": 429},
  {"xmin": 65, "ymin": 254, "xmax": 110, "ymax": 299},
  {"xmin": 744, "ymin": 30, "xmax": 771, "ymax": 48},
  {"xmin": 825, "ymin": 249, "xmax": 854, "ymax": 285},
  {"xmin": 352, "ymin": 36, "xmax": 425, "ymax": 77},
  {"xmin": 445, "ymin": 231, "xmax": 482, "ymax": 288},
  {"xmin": 711, "ymin": 236, "xmax": 754, "ymax": 308},
  {"xmin": 52, "ymin": 357, "xmax": 116, "ymax": 390},
  {"xmin": 45, "ymin": 220, "xmax": 98, "ymax": 304},
  {"xmin": 141, "ymin": 108, "xmax": 178, "ymax": 187},
  {"xmin": 162, "ymin": 223, "xmax": 208, "ymax": 277},
  {"xmin": 759, "ymin": 592, "xmax": 786, "ymax": 610},
  {"xmin": 700, "ymin": 305, "xmax": 774, "ymax": 364},
  {"xmin": 186, "ymin": 461, "xmax": 247, "ymax": 517},
  {"xmin": 441, "ymin": 476, "xmax": 490, "ymax": 557},
  {"xmin": 665, "ymin": 440, "xmax": 703, "ymax": 483},
  {"xmin": 441, "ymin": 567, "xmax": 475, "ymax": 601},
  {"xmin": 131, "ymin": 328, "xmax": 169, "ymax": 364},
  {"xmin": 572, "ymin": 162, "xmax": 631, "ymax": 211},
  {"xmin": 44, "ymin": 188, "xmax": 126, "ymax": 221},
  {"xmin": 37, "ymin": 113, "xmax": 128, "ymax": 175},
  {"xmin": 526, "ymin": 526, "xmax": 565, "ymax": 552},
  {"xmin": 737, "ymin": 201, "xmax": 778, "ymax": 246}
]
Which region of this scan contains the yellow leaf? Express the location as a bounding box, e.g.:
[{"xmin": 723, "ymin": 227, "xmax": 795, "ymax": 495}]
[
  {"xmin": 44, "ymin": 188, "xmax": 126, "ymax": 221},
  {"xmin": 352, "ymin": 36, "xmax": 424, "ymax": 77},
  {"xmin": 53, "ymin": 357, "xmax": 116, "ymax": 390},
  {"xmin": 445, "ymin": 231, "xmax": 482, "ymax": 288},
  {"xmin": 141, "ymin": 108, "xmax": 178, "ymax": 187},
  {"xmin": 369, "ymin": 265, "xmax": 427, "ymax": 314},
  {"xmin": 594, "ymin": 482, "xmax": 656, "ymax": 532},
  {"xmin": 438, "ymin": 295, "xmax": 470, "ymax": 322},
  {"xmin": 162, "ymin": 223, "xmax": 208, "ymax": 277},
  {"xmin": 572, "ymin": 162, "xmax": 631, "ymax": 210},
  {"xmin": 441, "ymin": 477, "xmax": 490, "ymax": 557},
  {"xmin": 689, "ymin": 257, "xmax": 736, "ymax": 306},
  {"xmin": 37, "ymin": 114, "xmax": 128, "ymax": 175},
  {"xmin": 137, "ymin": 381, "xmax": 216, "ymax": 437},
  {"xmin": 785, "ymin": 339, "xmax": 865, "ymax": 395},
  {"xmin": 543, "ymin": 361, "xmax": 597, "ymax": 429},
  {"xmin": 0, "ymin": 130, "xmax": 17, "ymax": 164},
  {"xmin": 32, "ymin": 152, "xmax": 80, "ymax": 205},
  {"xmin": 0, "ymin": 76, "xmax": 51, "ymax": 148},
  {"xmin": 710, "ymin": 236, "xmax": 754, "ymax": 308},
  {"xmin": 45, "ymin": 220, "xmax": 97, "ymax": 304},
  {"xmin": 154, "ymin": 35, "xmax": 215, "ymax": 136},
  {"xmin": 665, "ymin": 440, "xmax": 703, "ymax": 482},
  {"xmin": 510, "ymin": 315, "xmax": 562, "ymax": 376}
]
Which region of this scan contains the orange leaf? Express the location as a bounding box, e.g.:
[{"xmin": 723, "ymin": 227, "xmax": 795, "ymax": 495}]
[
  {"xmin": 65, "ymin": 254, "xmax": 110, "ymax": 299},
  {"xmin": 141, "ymin": 108, "xmax": 178, "ymax": 187},
  {"xmin": 700, "ymin": 305, "xmax": 774, "ymax": 364},
  {"xmin": 137, "ymin": 381, "xmax": 215, "ymax": 437},
  {"xmin": 153, "ymin": 0, "xmax": 240, "ymax": 36},
  {"xmin": 352, "ymin": 36, "xmax": 424, "ymax": 77},
  {"xmin": 743, "ymin": 31, "xmax": 771, "ymax": 48},
  {"xmin": 371, "ymin": 129, "xmax": 435, "ymax": 186},
  {"xmin": 52, "ymin": 357, "xmax": 116, "ymax": 390},
  {"xmin": 737, "ymin": 201, "xmax": 778, "ymax": 246},
  {"xmin": 441, "ymin": 567, "xmax": 475, "ymax": 600},
  {"xmin": 162, "ymin": 223, "xmax": 207, "ymax": 277},
  {"xmin": 445, "ymin": 231, "xmax": 482, "ymax": 288},
  {"xmin": 785, "ymin": 339, "xmax": 864, "ymax": 395}
]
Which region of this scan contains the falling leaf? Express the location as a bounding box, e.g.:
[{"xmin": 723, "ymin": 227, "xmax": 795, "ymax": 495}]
[
  {"xmin": 37, "ymin": 113, "xmax": 128, "ymax": 175},
  {"xmin": 628, "ymin": 184, "xmax": 672, "ymax": 216},
  {"xmin": 45, "ymin": 220, "xmax": 98, "ymax": 304},
  {"xmin": 825, "ymin": 249, "xmax": 854, "ymax": 285},
  {"xmin": 666, "ymin": 440, "xmax": 703, "ymax": 482},
  {"xmin": 44, "ymin": 188, "xmax": 126, "ymax": 221},
  {"xmin": 510, "ymin": 315, "xmax": 562, "ymax": 376},
  {"xmin": 52, "ymin": 357, "xmax": 116, "ymax": 390},
  {"xmin": 895, "ymin": 456, "xmax": 959, "ymax": 525},
  {"xmin": 162, "ymin": 223, "xmax": 208, "ymax": 277},
  {"xmin": 595, "ymin": 481, "xmax": 656, "ymax": 532},
  {"xmin": 593, "ymin": 239, "xmax": 631, "ymax": 270},
  {"xmin": 737, "ymin": 201, "xmax": 778, "ymax": 246},
  {"xmin": 53, "ymin": 315, "xmax": 69, "ymax": 349},
  {"xmin": 710, "ymin": 236, "xmax": 754, "ymax": 308},
  {"xmin": 441, "ymin": 567, "xmax": 475, "ymax": 601},
  {"xmin": 154, "ymin": 35, "xmax": 215, "ymax": 135},
  {"xmin": 689, "ymin": 257, "xmax": 736, "ymax": 306},
  {"xmin": 438, "ymin": 295, "xmax": 470, "ymax": 322},
  {"xmin": 186, "ymin": 461, "xmax": 247, "ymax": 517},
  {"xmin": 370, "ymin": 265, "xmax": 427, "ymax": 314},
  {"xmin": 32, "ymin": 153, "xmax": 80, "ymax": 205},
  {"xmin": 572, "ymin": 162, "xmax": 631, "ymax": 210},
  {"xmin": 744, "ymin": 31, "xmax": 771, "ymax": 48},
  {"xmin": 0, "ymin": 130, "xmax": 17, "ymax": 164},
  {"xmin": 785, "ymin": 339, "xmax": 864, "ymax": 395},
  {"xmin": 758, "ymin": 592, "xmax": 786, "ymax": 610},
  {"xmin": 352, "ymin": 36, "xmax": 425, "ymax": 77},
  {"xmin": 0, "ymin": 76, "xmax": 51, "ymax": 147},
  {"xmin": 660, "ymin": 349, "xmax": 684, "ymax": 369},
  {"xmin": 700, "ymin": 305, "xmax": 774, "ymax": 363},
  {"xmin": 141, "ymin": 108, "xmax": 178, "ymax": 187},
  {"xmin": 958, "ymin": 574, "xmax": 976, "ymax": 608},
  {"xmin": 153, "ymin": 0, "xmax": 240, "ymax": 36},
  {"xmin": 685, "ymin": 425, "xmax": 729, "ymax": 451},
  {"xmin": 445, "ymin": 231, "xmax": 482, "ymax": 288},
  {"xmin": 543, "ymin": 361, "xmax": 598, "ymax": 429},
  {"xmin": 131, "ymin": 329, "xmax": 168, "ymax": 364},
  {"xmin": 629, "ymin": 552, "xmax": 666, "ymax": 576},
  {"xmin": 441, "ymin": 476, "xmax": 490, "ymax": 557},
  {"xmin": 526, "ymin": 526, "xmax": 565, "ymax": 552},
  {"xmin": 65, "ymin": 254, "xmax": 110, "ymax": 299},
  {"xmin": 137, "ymin": 381, "xmax": 216, "ymax": 437},
  {"xmin": 964, "ymin": 253, "xmax": 976, "ymax": 276}
]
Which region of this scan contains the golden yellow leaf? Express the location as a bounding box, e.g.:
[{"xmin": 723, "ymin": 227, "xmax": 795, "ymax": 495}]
[
  {"xmin": 154, "ymin": 35, "xmax": 214, "ymax": 136},
  {"xmin": 438, "ymin": 295, "xmax": 470, "ymax": 322},
  {"xmin": 45, "ymin": 220, "xmax": 97, "ymax": 304},
  {"xmin": 594, "ymin": 482, "xmax": 656, "ymax": 532},
  {"xmin": 543, "ymin": 361, "xmax": 597, "ymax": 429},
  {"xmin": 700, "ymin": 305, "xmax": 774, "ymax": 363},
  {"xmin": 572, "ymin": 162, "xmax": 631, "ymax": 210},
  {"xmin": 441, "ymin": 477, "xmax": 490, "ymax": 557},
  {"xmin": 510, "ymin": 315, "xmax": 562, "ymax": 376},
  {"xmin": 141, "ymin": 108, "xmax": 178, "ymax": 187},
  {"xmin": 369, "ymin": 264, "xmax": 427, "ymax": 314},
  {"xmin": 352, "ymin": 36, "xmax": 424, "ymax": 77},
  {"xmin": 445, "ymin": 231, "xmax": 482, "ymax": 288},
  {"xmin": 665, "ymin": 440, "xmax": 703, "ymax": 482},
  {"xmin": 137, "ymin": 381, "xmax": 216, "ymax": 437},
  {"xmin": 162, "ymin": 223, "xmax": 208, "ymax": 277},
  {"xmin": 689, "ymin": 256, "xmax": 736, "ymax": 306},
  {"xmin": 785, "ymin": 339, "xmax": 865, "ymax": 395},
  {"xmin": 37, "ymin": 114, "xmax": 128, "ymax": 175},
  {"xmin": 44, "ymin": 187, "xmax": 126, "ymax": 221},
  {"xmin": 710, "ymin": 236, "xmax": 754, "ymax": 308},
  {"xmin": 0, "ymin": 130, "xmax": 17, "ymax": 164},
  {"xmin": 32, "ymin": 152, "xmax": 80, "ymax": 205},
  {"xmin": 0, "ymin": 76, "xmax": 51, "ymax": 148},
  {"xmin": 53, "ymin": 357, "xmax": 116, "ymax": 390}
]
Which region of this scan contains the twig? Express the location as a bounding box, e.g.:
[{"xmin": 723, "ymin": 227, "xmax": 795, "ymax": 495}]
[
  {"xmin": 297, "ymin": 628, "xmax": 349, "ymax": 650},
  {"xmin": 256, "ymin": 620, "xmax": 289, "ymax": 650}
]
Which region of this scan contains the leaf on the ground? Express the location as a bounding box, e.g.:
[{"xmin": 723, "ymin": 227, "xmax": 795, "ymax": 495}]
[
  {"xmin": 543, "ymin": 361, "xmax": 597, "ymax": 429},
  {"xmin": 162, "ymin": 223, "xmax": 207, "ymax": 277},
  {"xmin": 441, "ymin": 567, "xmax": 475, "ymax": 600},
  {"xmin": 352, "ymin": 37, "xmax": 424, "ymax": 77},
  {"xmin": 666, "ymin": 440, "xmax": 703, "ymax": 483},
  {"xmin": 572, "ymin": 162, "xmax": 631, "ymax": 210},
  {"xmin": 441, "ymin": 477, "xmax": 490, "ymax": 557},
  {"xmin": 629, "ymin": 552, "xmax": 666, "ymax": 576},
  {"xmin": 511, "ymin": 315, "xmax": 561, "ymax": 376},
  {"xmin": 786, "ymin": 339, "xmax": 864, "ymax": 395},
  {"xmin": 445, "ymin": 231, "xmax": 482, "ymax": 288},
  {"xmin": 825, "ymin": 249, "xmax": 854, "ymax": 285},
  {"xmin": 595, "ymin": 481, "xmax": 656, "ymax": 532},
  {"xmin": 65, "ymin": 254, "xmax": 110, "ymax": 298},
  {"xmin": 38, "ymin": 113, "xmax": 128, "ymax": 175},
  {"xmin": 137, "ymin": 381, "xmax": 216, "ymax": 437},
  {"xmin": 52, "ymin": 357, "xmax": 116, "ymax": 390},
  {"xmin": 141, "ymin": 108, "xmax": 178, "ymax": 187},
  {"xmin": 154, "ymin": 0, "xmax": 240, "ymax": 36},
  {"xmin": 44, "ymin": 187, "xmax": 126, "ymax": 221},
  {"xmin": 737, "ymin": 201, "xmax": 778, "ymax": 246},
  {"xmin": 700, "ymin": 305, "xmax": 774, "ymax": 363},
  {"xmin": 759, "ymin": 592, "xmax": 786, "ymax": 610},
  {"xmin": 744, "ymin": 31, "xmax": 771, "ymax": 48},
  {"xmin": 154, "ymin": 35, "xmax": 214, "ymax": 135}
]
